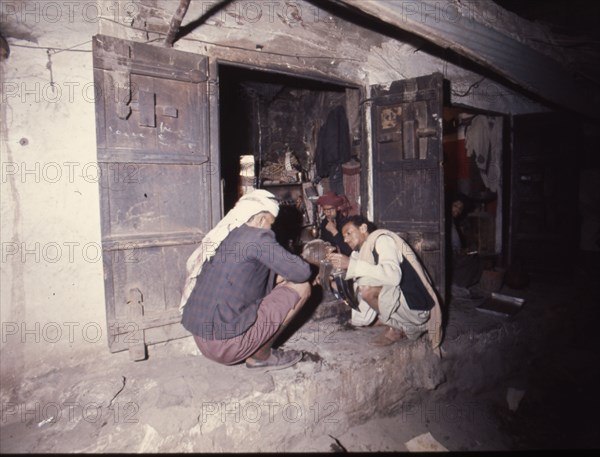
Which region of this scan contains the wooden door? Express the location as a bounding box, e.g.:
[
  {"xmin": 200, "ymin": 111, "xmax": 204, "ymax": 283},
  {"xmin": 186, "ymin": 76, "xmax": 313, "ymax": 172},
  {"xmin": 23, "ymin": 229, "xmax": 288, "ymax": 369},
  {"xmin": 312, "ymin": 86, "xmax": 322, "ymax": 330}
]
[
  {"xmin": 370, "ymin": 73, "xmax": 445, "ymax": 298},
  {"xmin": 509, "ymin": 113, "xmax": 580, "ymax": 273},
  {"xmin": 92, "ymin": 35, "xmax": 214, "ymax": 359}
]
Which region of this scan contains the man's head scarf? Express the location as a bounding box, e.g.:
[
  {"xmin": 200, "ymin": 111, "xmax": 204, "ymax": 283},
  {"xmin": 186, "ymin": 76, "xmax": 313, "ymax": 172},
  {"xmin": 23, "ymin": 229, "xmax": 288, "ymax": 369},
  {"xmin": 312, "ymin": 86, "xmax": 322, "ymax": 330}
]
[
  {"xmin": 179, "ymin": 189, "xmax": 280, "ymax": 311},
  {"xmin": 317, "ymin": 191, "xmax": 345, "ymax": 208}
]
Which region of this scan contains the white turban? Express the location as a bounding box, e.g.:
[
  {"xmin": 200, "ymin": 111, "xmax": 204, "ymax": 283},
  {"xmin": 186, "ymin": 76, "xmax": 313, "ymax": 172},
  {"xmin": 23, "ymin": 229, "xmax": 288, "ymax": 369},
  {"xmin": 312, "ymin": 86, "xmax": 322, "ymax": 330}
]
[{"xmin": 179, "ymin": 189, "xmax": 280, "ymax": 312}]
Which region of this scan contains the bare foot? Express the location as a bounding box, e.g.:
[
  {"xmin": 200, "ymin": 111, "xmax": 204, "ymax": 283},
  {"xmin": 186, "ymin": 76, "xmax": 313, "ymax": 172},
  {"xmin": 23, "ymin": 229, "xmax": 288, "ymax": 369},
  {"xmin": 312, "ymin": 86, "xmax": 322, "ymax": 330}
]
[{"xmin": 368, "ymin": 326, "xmax": 406, "ymax": 346}]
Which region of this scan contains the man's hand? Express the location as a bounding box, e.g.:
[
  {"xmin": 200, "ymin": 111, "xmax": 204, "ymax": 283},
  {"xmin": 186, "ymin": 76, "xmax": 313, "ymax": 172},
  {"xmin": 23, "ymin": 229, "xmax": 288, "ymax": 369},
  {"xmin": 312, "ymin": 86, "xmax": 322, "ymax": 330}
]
[
  {"xmin": 325, "ymin": 220, "xmax": 338, "ymax": 236},
  {"xmin": 326, "ymin": 253, "xmax": 350, "ymax": 271}
]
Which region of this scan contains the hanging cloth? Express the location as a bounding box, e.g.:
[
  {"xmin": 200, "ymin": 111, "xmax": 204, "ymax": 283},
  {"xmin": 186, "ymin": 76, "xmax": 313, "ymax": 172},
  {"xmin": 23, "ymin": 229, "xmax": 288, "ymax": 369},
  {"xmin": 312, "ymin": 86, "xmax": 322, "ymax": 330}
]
[
  {"xmin": 465, "ymin": 115, "xmax": 503, "ymax": 193},
  {"xmin": 315, "ymin": 105, "xmax": 351, "ymax": 178}
]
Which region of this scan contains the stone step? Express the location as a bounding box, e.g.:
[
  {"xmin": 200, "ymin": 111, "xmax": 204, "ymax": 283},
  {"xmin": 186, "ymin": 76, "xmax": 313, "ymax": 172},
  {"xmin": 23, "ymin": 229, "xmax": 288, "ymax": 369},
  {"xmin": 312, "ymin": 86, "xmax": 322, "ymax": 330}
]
[{"xmin": 1, "ymin": 301, "xmax": 525, "ymax": 453}]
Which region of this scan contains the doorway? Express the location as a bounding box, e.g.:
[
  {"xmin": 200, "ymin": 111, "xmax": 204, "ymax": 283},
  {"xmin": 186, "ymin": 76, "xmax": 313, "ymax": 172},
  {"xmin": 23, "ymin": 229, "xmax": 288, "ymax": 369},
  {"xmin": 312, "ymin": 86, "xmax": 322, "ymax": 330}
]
[
  {"xmin": 217, "ymin": 64, "xmax": 360, "ymax": 251},
  {"xmin": 443, "ymin": 107, "xmax": 506, "ymax": 258},
  {"xmin": 442, "ymin": 106, "xmax": 508, "ymax": 297}
]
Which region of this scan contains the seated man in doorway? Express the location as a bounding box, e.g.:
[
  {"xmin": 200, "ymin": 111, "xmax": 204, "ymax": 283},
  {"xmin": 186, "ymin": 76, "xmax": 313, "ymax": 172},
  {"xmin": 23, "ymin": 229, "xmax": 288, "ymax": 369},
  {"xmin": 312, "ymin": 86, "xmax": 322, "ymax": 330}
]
[
  {"xmin": 326, "ymin": 215, "xmax": 442, "ymax": 350},
  {"xmin": 179, "ymin": 189, "xmax": 312, "ymax": 371},
  {"xmin": 317, "ymin": 191, "xmax": 353, "ymax": 256}
]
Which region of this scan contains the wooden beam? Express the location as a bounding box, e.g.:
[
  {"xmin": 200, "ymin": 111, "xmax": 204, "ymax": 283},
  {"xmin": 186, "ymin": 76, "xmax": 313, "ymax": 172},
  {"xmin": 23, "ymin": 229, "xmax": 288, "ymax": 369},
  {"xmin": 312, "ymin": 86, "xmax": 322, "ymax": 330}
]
[
  {"xmin": 329, "ymin": 0, "xmax": 598, "ymax": 119},
  {"xmin": 164, "ymin": 0, "xmax": 192, "ymax": 47}
]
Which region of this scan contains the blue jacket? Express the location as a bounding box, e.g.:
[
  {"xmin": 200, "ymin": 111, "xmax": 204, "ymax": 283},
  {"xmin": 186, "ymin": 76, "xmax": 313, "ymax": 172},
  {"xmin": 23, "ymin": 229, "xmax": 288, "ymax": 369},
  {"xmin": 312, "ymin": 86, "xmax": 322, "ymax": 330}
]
[{"xmin": 181, "ymin": 224, "xmax": 311, "ymax": 339}]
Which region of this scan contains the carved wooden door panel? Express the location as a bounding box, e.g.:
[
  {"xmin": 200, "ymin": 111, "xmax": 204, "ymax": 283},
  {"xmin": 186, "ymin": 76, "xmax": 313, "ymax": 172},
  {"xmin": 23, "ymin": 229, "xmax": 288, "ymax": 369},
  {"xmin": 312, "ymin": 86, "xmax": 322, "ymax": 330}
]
[
  {"xmin": 92, "ymin": 35, "xmax": 214, "ymax": 359},
  {"xmin": 370, "ymin": 73, "xmax": 445, "ymax": 298}
]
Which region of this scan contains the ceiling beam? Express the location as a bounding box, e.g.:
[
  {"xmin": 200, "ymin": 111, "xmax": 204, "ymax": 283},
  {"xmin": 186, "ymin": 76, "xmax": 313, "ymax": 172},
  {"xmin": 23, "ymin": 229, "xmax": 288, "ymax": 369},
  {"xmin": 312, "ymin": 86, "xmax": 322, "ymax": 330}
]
[
  {"xmin": 329, "ymin": 0, "xmax": 598, "ymax": 119},
  {"xmin": 164, "ymin": 0, "xmax": 192, "ymax": 47}
]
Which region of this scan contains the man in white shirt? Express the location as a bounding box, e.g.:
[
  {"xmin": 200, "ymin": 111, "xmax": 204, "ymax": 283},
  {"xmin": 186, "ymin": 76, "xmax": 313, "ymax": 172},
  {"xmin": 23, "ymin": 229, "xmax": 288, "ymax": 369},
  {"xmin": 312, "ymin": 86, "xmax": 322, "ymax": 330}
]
[{"xmin": 326, "ymin": 215, "xmax": 443, "ymax": 349}]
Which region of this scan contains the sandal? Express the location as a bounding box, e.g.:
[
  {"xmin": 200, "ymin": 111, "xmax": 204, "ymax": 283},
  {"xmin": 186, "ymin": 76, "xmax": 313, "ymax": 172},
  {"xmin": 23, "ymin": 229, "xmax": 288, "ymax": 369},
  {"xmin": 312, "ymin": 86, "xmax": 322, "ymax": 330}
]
[{"xmin": 245, "ymin": 349, "xmax": 303, "ymax": 371}]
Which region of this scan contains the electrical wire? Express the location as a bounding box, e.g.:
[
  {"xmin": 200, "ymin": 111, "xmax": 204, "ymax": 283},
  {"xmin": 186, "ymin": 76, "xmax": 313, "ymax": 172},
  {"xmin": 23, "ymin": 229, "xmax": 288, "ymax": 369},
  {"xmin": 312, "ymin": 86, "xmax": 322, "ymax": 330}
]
[{"xmin": 10, "ymin": 41, "xmax": 92, "ymax": 53}]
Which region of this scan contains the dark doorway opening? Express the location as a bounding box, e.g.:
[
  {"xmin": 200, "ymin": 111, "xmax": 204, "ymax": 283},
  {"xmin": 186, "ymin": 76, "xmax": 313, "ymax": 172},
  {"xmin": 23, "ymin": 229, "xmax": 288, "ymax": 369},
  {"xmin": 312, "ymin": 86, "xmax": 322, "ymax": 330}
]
[{"xmin": 218, "ymin": 64, "xmax": 359, "ymax": 251}]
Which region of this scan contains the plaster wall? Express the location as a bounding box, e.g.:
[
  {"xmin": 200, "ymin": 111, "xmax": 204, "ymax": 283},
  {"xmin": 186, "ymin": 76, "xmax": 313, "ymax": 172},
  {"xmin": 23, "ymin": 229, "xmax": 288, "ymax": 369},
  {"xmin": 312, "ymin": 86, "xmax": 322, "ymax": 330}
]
[{"xmin": 1, "ymin": 0, "xmax": 106, "ymax": 399}]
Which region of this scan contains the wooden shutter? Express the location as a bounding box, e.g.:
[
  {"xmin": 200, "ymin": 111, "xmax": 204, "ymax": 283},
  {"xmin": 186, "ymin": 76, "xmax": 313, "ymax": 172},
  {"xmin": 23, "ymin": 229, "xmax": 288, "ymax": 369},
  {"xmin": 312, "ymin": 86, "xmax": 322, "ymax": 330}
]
[
  {"xmin": 92, "ymin": 35, "xmax": 214, "ymax": 359},
  {"xmin": 370, "ymin": 73, "xmax": 445, "ymax": 298}
]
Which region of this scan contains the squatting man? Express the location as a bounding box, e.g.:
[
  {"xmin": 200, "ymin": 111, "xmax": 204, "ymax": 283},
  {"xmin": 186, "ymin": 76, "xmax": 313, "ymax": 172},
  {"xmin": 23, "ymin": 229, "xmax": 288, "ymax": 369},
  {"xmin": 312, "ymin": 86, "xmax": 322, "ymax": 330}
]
[
  {"xmin": 179, "ymin": 189, "xmax": 312, "ymax": 372},
  {"xmin": 326, "ymin": 215, "xmax": 442, "ymax": 349}
]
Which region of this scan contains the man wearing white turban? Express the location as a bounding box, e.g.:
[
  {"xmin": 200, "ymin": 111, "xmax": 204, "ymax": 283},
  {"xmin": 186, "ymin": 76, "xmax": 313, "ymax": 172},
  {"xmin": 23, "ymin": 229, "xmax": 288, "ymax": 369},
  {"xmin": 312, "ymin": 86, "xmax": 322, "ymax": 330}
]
[{"xmin": 180, "ymin": 189, "xmax": 312, "ymax": 371}]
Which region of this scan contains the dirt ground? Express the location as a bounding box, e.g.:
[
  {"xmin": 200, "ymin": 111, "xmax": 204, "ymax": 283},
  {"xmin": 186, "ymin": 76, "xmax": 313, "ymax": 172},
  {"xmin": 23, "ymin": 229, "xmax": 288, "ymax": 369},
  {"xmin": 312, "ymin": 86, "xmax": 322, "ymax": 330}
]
[
  {"xmin": 298, "ymin": 265, "xmax": 600, "ymax": 453},
  {"xmin": 2, "ymin": 261, "xmax": 599, "ymax": 453}
]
